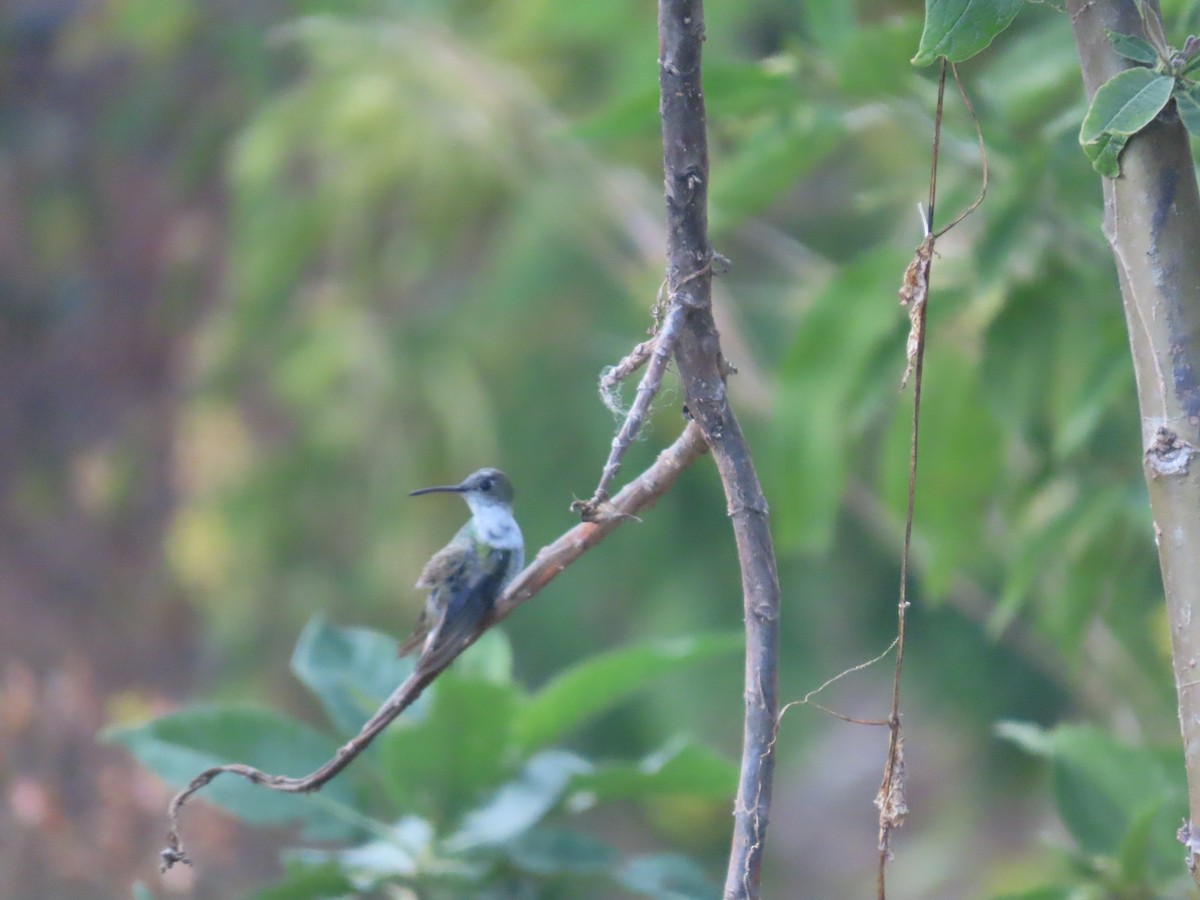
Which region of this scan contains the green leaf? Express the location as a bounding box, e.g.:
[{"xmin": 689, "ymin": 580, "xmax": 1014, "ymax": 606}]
[
  {"xmin": 572, "ymin": 59, "xmax": 798, "ymax": 143},
  {"xmin": 912, "ymin": 0, "xmax": 1023, "ymax": 65},
  {"xmin": 378, "ymin": 673, "xmax": 521, "ymax": 826},
  {"xmin": 1175, "ymin": 83, "xmax": 1200, "ymax": 137},
  {"xmin": 451, "ymin": 629, "xmax": 515, "ymax": 683},
  {"xmin": 710, "ymin": 108, "xmax": 844, "ymax": 233},
  {"xmin": 998, "ymin": 722, "xmax": 1185, "ymax": 864},
  {"xmin": 1081, "ymin": 129, "xmax": 1129, "ymax": 177},
  {"xmin": 505, "ymin": 827, "xmax": 617, "ymax": 876},
  {"xmin": 704, "ymin": 59, "xmax": 801, "ymax": 119},
  {"xmin": 283, "ymin": 816, "xmax": 434, "ymax": 891},
  {"xmin": 617, "ymin": 853, "xmax": 718, "ymax": 899},
  {"xmin": 879, "ymin": 349, "xmax": 1004, "ymax": 597},
  {"xmin": 994, "ymin": 720, "xmax": 1057, "ymax": 758},
  {"xmin": 445, "ymin": 750, "xmax": 593, "ymax": 851},
  {"xmin": 803, "ymin": 0, "xmax": 856, "ymax": 50},
  {"xmin": 569, "ymin": 740, "xmax": 737, "ymax": 803},
  {"xmin": 512, "ymin": 633, "xmax": 741, "ymax": 754},
  {"xmin": 249, "ymin": 858, "xmax": 357, "ymax": 900},
  {"xmin": 105, "ymin": 706, "xmax": 356, "ymax": 840},
  {"xmin": 1079, "ymin": 68, "xmax": 1174, "ymax": 143},
  {"xmin": 990, "ymin": 486, "xmax": 1127, "ymax": 636},
  {"xmin": 291, "ymin": 616, "xmax": 419, "ymax": 736},
  {"xmin": 1105, "ymin": 29, "xmax": 1160, "ymax": 64},
  {"xmin": 1114, "ymin": 804, "xmax": 1159, "ymax": 886},
  {"xmin": 769, "ymin": 247, "xmax": 911, "ymax": 553}
]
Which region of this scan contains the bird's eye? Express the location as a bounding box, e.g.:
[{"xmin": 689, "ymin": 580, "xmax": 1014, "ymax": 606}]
[{"xmin": 480, "ymin": 477, "xmax": 494, "ymax": 492}]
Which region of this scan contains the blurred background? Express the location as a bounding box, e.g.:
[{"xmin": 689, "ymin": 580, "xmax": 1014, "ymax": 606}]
[{"xmin": 2, "ymin": 0, "xmax": 1196, "ymax": 896}]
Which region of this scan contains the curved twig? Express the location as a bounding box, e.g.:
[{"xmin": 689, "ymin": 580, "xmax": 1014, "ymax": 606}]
[{"xmin": 160, "ymin": 422, "xmax": 708, "ymax": 871}]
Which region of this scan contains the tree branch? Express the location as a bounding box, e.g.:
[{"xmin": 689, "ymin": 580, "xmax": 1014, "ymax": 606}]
[
  {"xmin": 160, "ymin": 422, "xmax": 708, "ymax": 871},
  {"xmin": 1066, "ymin": 0, "xmax": 1200, "ymax": 882},
  {"xmin": 578, "ymin": 299, "xmax": 689, "ymax": 516},
  {"xmin": 656, "ymin": 3, "xmax": 782, "ymax": 897}
]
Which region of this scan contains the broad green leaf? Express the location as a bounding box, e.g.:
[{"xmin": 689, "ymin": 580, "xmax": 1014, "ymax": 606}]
[
  {"xmin": 710, "ymin": 108, "xmax": 844, "ymax": 233},
  {"xmin": 250, "ymin": 858, "xmax": 357, "ymax": 900},
  {"xmin": 770, "ymin": 247, "xmax": 910, "ymax": 552},
  {"xmin": 569, "ymin": 85, "xmax": 657, "ymax": 142},
  {"xmin": 284, "ymin": 816, "xmax": 434, "ymax": 891},
  {"xmin": 105, "ymin": 706, "xmax": 356, "ymax": 840},
  {"xmin": 1115, "ymin": 805, "xmax": 1159, "ymax": 886},
  {"xmin": 1079, "ymin": 68, "xmax": 1174, "ymax": 143},
  {"xmin": 505, "ymin": 827, "xmax": 617, "ymax": 876},
  {"xmin": 1175, "ymin": 83, "xmax": 1200, "ymax": 137},
  {"xmin": 703, "ymin": 59, "xmax": 801, "ymax": 119},
  {"xmin": 912, "ymin": 0, "xmax": 1023, "ymax": 65},
  {"xmin": 445, "ymin": 750, "xmax": 593, "ymax": 851},
  {"xmin": 617, "ymin": 853, "xmax": 718, "ymax": 899},
  {"xmin": 378, "ymin": 673, "xmax": 520, "ymax": 826},
  {"xmin": 830, "ymin": 15, "xmax": 924, "ymax": 99},
  {"xmin": 1081, "ymin": 129, "xmax": 1129, "ymax": 177},
  {"xmin": 803, "ymin": 0, "xmax": 856, "ymax": 50},
  {"xmin": 998, "ymin": 722, "xmax": 1185, "ymax": 863},
  {"xmin": 512, "ymin": 634, "xmax": 741, "ymax": 754},
  {"xmin": 571, "ymin": 60, "xmax": 797, "ymax": 144},
  {"xmin": 879, "ymin": 348, "xmax": 1004, "ymax": 596},
  {"xmin": 978, "ymin": 20, "xmax": 1081, "ymax": 128},
  {"xmin": 1105, "ymin": 29, "xmax": 1160, "ymax": 64},
  {"xmin": 994, "ymin": 720, "xmax": 1057, "ymax": 757},
  {"xmin": 569, "ymin": 740, "xmax": 737, "ymax": 803},
  {"xmin": 991, "ymin": 485, "xmax": 1127, "ymax": 636},
  {"xmin": 291, "ymin": 616, "xmax": 418, "ymax": 736},
  {"xmin": 451, "ymin": 629, "xmax": 515, "ymax": 683}
]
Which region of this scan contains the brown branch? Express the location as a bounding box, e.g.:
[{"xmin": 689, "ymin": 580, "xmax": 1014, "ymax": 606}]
[
  {"xmin": 577, "ymin": 299, "xmax": 690, "ymax": 517},
  {"xmin": 160, "ymin": 422, "xmax": 709, "ymax": 872},
  {"xmin": 877, "ymin": 58, "xmax": 947, "ymax": 900},
  {"xmin": 655, "ymin": 3, "xmax": 782, "ymax": 898}
]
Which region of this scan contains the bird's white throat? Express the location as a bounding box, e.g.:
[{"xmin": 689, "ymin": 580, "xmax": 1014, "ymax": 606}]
[{"xmin": 467, "ymin": 497, "xmax": 523, "ymax": 550}]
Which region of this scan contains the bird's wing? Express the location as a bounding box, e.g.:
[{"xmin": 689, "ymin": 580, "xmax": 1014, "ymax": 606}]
[
  {"xmin": 399, "ymin": 541, "xmax": 471, "ymax": 656},
  {"xmin": 417, "ymin": 546, "xmax": 515, "ymax": 673},
  {"xmin": 396, "ymin": 616, "xmax": 429, "ymax": 658},
  {"xmin": 415, "ymin": 536, "xmax": 469, "ymax": 589}
]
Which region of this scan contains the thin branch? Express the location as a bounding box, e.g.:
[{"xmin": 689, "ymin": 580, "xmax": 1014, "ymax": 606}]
[
  {"xmin": 932, "ymin": 63, "xmax": 988, "ymax": 239},
  {"xmin": 776, "ymin": 638, "xmax": 899, "ymax": 727},
  {"xmin": 877, "ymin": 58, "xmax": 947, "ymax": 900},
  {"xmin": 599, "ymin": 337, "xmax": 654, "ymax": 416},
  {"xmin": 160, "ymin": 422, "xmax": 709, "ymax": 872},
  {"xmin": 577, "ymin": 298, "xmax": 690, "ymax": 517},
  {"xmin": 654, "ymin": 2, "xmax": 783, "ymax": 897}
]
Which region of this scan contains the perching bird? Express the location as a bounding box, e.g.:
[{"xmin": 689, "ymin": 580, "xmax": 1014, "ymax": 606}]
[{"xmin": 399, "ymin": 468, "xmax": 524, "ymax": 672}]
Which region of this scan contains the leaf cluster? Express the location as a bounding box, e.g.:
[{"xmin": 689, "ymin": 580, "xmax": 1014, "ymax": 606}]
[
  {"xmin": 1079, "ymin": 24, "xmax": 1200, "ymax": 176},
  {"xmin": 110, "ymin": 620, "xmax": 740, "ymax": 898}
]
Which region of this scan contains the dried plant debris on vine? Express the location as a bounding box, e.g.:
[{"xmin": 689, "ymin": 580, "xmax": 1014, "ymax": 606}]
[
  {"xmin": 899, "ymin": 233, "xmax": 935, "ymax": 389},
  {"xmin": 875, "ymin": 733, "xmax": 909, "ymax": 859}
]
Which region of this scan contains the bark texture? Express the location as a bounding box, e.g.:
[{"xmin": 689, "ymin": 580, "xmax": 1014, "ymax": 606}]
[
  {"xmin": 657, "ymin": 3, "xmax": 782, "ymax": 897},
  {"xmin": 1067, "ymin": 0, "xmax": 1200, "ymax": 878}
]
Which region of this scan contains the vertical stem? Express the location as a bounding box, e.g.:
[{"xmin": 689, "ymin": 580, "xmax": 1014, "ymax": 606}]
[
  {"xmin": 657, "ymin": 2, "xmax": 782, "ymax": 897},
  {"xmin": 1067, "ymin": 0, "xmax": 1200, "ymax": 880}
]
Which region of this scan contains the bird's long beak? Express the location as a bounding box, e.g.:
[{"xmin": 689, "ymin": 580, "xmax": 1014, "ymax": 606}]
[{"xmin": 409, "ymin": 481, "xmax": 468, "ymax": 497}]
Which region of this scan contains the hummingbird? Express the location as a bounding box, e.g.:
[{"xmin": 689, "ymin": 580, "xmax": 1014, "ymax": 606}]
[{"xmin": 399, "ymin": 468, "xmax": 525, "ymax": 672}]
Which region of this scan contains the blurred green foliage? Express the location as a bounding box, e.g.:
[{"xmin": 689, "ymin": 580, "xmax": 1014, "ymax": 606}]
[
  {"xmin": 33, "ymin": 0, "xmax": 1196, "ymax": 894},
  {"xmin": 111, "ymin": 620, "xmax": 737, "ymax": 897}
]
